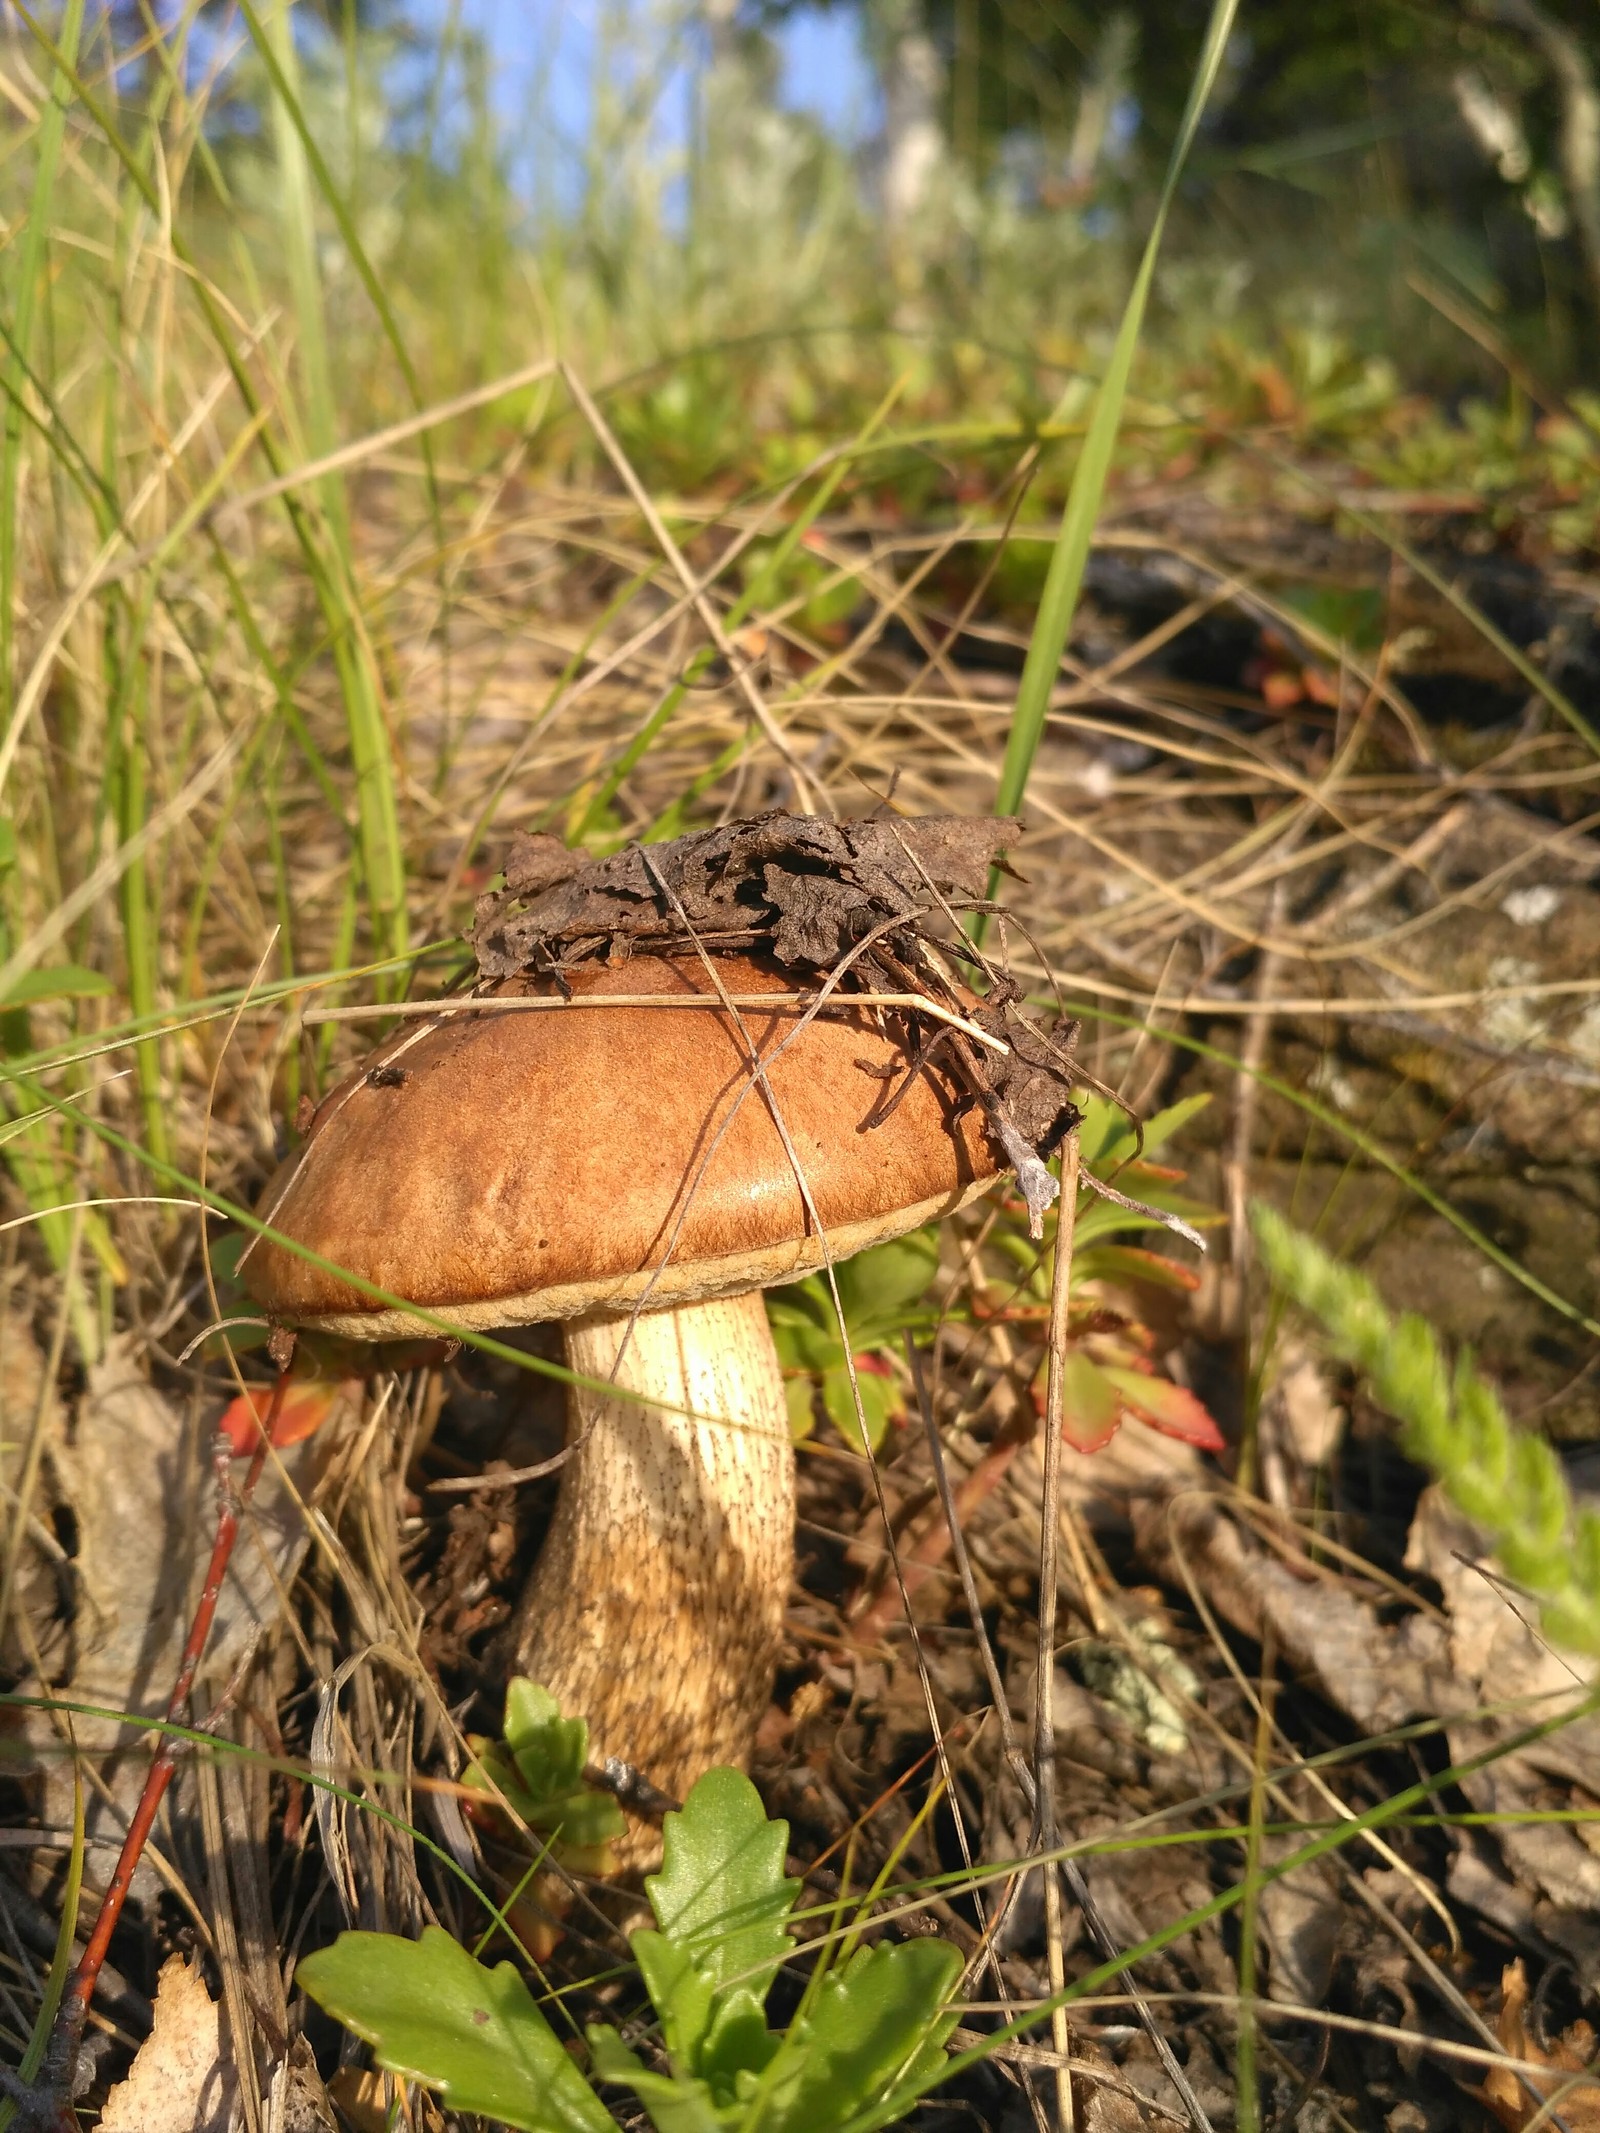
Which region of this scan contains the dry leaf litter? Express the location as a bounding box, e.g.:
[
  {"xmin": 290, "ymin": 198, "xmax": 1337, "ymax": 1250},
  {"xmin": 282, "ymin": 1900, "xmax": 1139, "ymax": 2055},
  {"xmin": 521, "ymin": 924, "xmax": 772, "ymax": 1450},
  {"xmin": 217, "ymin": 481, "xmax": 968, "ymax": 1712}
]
[{"xmin": 6, "ymin": 488, "xmax": 1600, "ymax": 2130}]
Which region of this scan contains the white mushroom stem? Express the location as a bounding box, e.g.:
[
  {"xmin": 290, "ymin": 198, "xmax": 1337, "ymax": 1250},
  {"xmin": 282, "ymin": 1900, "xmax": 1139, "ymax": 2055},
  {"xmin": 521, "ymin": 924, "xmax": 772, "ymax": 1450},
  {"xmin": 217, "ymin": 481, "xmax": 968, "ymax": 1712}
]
[{"xmin": 511, "ymin": 1288, "xmax": 794, "ymax": 1861}]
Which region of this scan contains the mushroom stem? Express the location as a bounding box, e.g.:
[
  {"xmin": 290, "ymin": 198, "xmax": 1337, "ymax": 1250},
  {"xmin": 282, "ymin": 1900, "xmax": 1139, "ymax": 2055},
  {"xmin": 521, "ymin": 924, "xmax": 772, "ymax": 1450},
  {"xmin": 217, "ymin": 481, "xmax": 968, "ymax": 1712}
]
[{"xmin": 511, "ymin": 1289, "xmax": 794, "ymax": 1860}]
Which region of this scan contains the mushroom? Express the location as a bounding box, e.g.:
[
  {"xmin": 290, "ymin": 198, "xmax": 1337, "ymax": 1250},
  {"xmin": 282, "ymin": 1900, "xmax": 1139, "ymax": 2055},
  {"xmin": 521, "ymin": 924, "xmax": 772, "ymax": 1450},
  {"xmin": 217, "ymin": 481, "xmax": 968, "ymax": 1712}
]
[{"xmin": 246, "ymin": 950, "xmax": 1002, "ymax": 1856}]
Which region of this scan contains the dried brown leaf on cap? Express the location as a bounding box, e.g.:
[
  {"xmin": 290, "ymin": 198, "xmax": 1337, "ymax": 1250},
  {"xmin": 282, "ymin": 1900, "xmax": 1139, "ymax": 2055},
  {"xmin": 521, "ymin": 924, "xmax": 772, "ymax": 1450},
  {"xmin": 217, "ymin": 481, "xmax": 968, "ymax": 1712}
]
[{"xmin": 469, "ymin": 811, "xmax": 1083, "ymax": 1225}]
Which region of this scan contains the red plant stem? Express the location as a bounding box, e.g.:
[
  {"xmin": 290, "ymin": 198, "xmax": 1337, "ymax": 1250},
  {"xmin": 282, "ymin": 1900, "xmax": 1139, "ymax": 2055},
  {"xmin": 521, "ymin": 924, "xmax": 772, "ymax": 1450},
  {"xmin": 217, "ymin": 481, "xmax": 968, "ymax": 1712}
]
[{"xmin": 43, "ymin": 1370, "xmax": 289, "ymax": 2116}]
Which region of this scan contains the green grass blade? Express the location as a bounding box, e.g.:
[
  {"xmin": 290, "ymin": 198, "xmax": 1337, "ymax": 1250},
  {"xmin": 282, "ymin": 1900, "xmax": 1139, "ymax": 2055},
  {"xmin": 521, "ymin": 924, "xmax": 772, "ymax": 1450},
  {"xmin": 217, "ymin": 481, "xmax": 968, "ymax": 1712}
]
[
  {"xmin": 0, "ymin": 0, "xmax": 85, "ymax": 732},
  {"xmin": 254, "ymin": 0, "xmax": 409, "ymax": 980},
  {"xmin": 6, "ymin": 0, "xmax": 406, "ymax": 995},
  {"xmin": 990, "ymin": 0, "xmax": 1240, "ymax": 839},
  {"xmin": 4, "ymin": 5, "xmax": 408, "ymax": 994}
]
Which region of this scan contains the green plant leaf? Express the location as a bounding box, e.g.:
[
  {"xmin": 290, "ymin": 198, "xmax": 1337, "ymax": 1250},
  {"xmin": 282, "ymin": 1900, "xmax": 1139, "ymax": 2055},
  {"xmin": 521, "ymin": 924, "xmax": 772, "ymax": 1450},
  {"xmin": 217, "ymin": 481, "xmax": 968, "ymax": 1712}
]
[
  {"xmin": 1059, "ymin": 1352, "xmax": 1122, "ymax": 1453},
  {"xmin": 505, "ymin": 1678, "xmax": 591, "ymax": 1801},
  {"xmin": 466, "ymin": 1681, "xmax": 627, "ymax": 1849},
  {"xmin": 633, "ymin": 1928, "xmax": 717, "ymax": 2071},
  {"xmin": 461, "ymin": 1745, "xmax": 609, "ymax": 1847},
  {"xmin": 769, "ymin": 1231, "xmax": 941, "ymax": 1357},
  {"xmin": 1075, "ymin": 1093, "xmax": 1134, "ymax": 1172},
  {"xmin": 766, "ymin": 1300, "xmax": 838, "ymax": 1373},
  {"xmin": 587, "ymin": 2027, "xmax": 726, "ymax": 2133},
  {"xmin": 585, "ymin": 2024, "xmax": 646, "ymax": 2084},
  {"xmin": 768, "ymin": 1234, "xmax": 937, "ymax": 1451},
  {"xmin": 833, "ymin": 1230, "xmax": 941, "ymax": 1339},
  {"xmin": 1078, "ymin": 1091, "xmax": 1212, "ymax": 1175},
  {"xmin": 759, "ymin": 1941, "xmax": 962, "ymax": 2133},
  {"xmin": 1, "ymin": 964, "xmax": 113, "ymax": 1007},
  {"xmin": 1134, "ymin": 1092, "xmax": 1213, "ymax": 1160},
  {"xmin": 784, "ymin": 1375, "xmax": 818, "ymax": 1441},
  {"xmin": 822, "ymin": 1362, "xmax": 900, "ymax": 1454},
  {"xmin": 296, "ymin": 1927, "xmax": 613, "ymax": 2133},
  {"xmin": 697, "ymin": 1988, "xmax": 780, "ymax": 2093},
  {"xmin": 645, "ymin": 1770, "xmax": 797, "ymax": 2004}
]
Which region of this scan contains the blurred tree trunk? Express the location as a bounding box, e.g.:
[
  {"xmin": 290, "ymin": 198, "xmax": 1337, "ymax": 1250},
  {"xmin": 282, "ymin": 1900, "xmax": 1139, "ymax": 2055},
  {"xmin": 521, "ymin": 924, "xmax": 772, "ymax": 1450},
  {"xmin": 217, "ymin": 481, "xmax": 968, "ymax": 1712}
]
[
  {"xmin": 1061, "ymin": 10, "xmax": 1134, "ymax": 200},
  {"xmin": 1475, "ymin": 0, "xmax": 1600, "ymax": 328},
  {"xmin": 871, "ymin": 0, "xmax": 946, "ymax": 233},
  {"xmin": 703, "ymin": 0, "xmax": 741, "ymax": 69}
]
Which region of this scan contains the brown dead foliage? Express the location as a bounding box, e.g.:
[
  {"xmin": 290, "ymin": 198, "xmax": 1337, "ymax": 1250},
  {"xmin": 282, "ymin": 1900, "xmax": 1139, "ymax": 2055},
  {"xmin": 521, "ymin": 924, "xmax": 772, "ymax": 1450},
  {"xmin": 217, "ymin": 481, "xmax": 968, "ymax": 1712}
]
[
  {"xmin": 470, "ymin": 808, "xmax": 1086, "ymax": 1216},
  {"xmin": 1481, "ymin": 1962, "xmax": 1600, "ymax": 2131},
  {"xmin": 9, "ymin": 466, "xmax": 1600, "ymax": 2130}
]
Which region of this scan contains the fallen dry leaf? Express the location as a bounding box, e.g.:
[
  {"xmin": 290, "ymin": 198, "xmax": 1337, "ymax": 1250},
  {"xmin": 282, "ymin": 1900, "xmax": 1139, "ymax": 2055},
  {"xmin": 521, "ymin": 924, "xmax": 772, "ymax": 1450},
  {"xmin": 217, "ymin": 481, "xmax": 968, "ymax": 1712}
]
[
  {"xmin": 266, "ymin": 2035, "xmax": 339, "ymax": 2132},
  {"xmin": 4, "ymin": 1337, "xmax": 336, "ymax": 1897},
  {"xmin": 218, "ymin": 1372, "xmax": 358, "ymax": 1456},
  {"xmin": 98, "ymin": 1955, "xmax": 234, "ymax": 2133},
  {"xmin": 327, "ymin": 2065, "xmax": 391, "ymax": 2133},
  {"xmin": 1480, "ymin": 1959, "xmax": 1600, "ymax": 2130}
]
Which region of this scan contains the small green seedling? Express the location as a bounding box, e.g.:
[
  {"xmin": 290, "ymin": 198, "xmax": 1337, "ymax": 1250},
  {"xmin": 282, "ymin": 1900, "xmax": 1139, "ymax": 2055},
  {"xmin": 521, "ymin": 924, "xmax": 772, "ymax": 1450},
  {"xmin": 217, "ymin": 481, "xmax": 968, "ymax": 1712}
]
[
  {"xmin": 456, "ymin": 1680, "xmax": 629, "ymax": 1958},
  {"xmin": 465, "ymin": 1678, "xmax": 629, "ymax": 1862},
  {"xmin": 298, "ymin": 1766, "xmax": 961, "ymax": 2132}
]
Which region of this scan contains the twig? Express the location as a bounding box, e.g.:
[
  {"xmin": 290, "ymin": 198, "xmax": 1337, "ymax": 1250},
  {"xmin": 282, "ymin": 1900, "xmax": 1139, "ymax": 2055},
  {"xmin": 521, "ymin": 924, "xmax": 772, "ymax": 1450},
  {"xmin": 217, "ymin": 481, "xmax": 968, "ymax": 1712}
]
[
  {"xmin": 558, "ymin": 363, "xmax": 824, "ymax": 813},
  {"xmin": 1226, "ymin": 867, "xmax": 1294, "ymax": 1493},
  {"xmin": 1035, "ymin": 1129, "xmax": 1082, "ymax": 2132},
  {"xmin": 299, "ymin": 988, "xmax": 1013, "ymax": 1054},
  {"xmin": 1032, "ymin": 1134, "xmax": 1217, "ymax": 2133},
  {"xmin": 33, "ymin": 1373, "xmax": 291, "ymax": 2124},
  {"xmin": 1079, "ymin": 1168, "xmax": 1207, "ymax": 1254}
]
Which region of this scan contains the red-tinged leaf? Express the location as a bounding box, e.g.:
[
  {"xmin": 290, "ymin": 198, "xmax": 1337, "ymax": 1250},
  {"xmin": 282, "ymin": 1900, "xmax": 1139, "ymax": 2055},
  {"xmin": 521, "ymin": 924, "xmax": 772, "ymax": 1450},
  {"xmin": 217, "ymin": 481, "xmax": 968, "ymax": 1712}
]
[
  {"xmin": 1073, "ymin": 1245, "xmax": 1201, "ymax": 1294},
  {"xmin": 1117, "ymin": 1158, "xmax": 1186, "ymax": 1186},
  {"xmin": 1059, "ymin": 1352, "xmax": 1122, "ymax": 1454},
  {"xmin": 219, "ymin": 1377, "xmax": 350, "ymax": 1457},
  {"xmin": 852, "ymin": 1352, "xmax": 895, "ymax": 1378},
  {"xmin": 1098, "ymin": 1365, "xmax": 1224, "ymax": 1452},
  {"xmin": 1261, "ymin": 667, "xmax": 1306, "ymax": 712}
]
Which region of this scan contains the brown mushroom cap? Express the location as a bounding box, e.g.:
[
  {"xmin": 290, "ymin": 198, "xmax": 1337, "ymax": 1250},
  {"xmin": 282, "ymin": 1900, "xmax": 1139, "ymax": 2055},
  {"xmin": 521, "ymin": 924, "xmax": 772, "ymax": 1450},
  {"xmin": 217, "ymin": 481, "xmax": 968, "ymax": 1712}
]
[{"xmin": 246, "ymin": 953, "xmax": 998, "ymax": 1336}]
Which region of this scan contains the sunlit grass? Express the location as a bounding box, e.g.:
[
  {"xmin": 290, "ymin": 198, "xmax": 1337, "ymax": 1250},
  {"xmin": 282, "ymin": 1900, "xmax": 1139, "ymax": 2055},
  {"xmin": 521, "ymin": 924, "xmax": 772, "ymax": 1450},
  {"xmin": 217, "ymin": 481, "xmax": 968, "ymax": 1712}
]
[{"xmin": 2, "ymin": 2, "xmax": 1600, "ymax": 2124}]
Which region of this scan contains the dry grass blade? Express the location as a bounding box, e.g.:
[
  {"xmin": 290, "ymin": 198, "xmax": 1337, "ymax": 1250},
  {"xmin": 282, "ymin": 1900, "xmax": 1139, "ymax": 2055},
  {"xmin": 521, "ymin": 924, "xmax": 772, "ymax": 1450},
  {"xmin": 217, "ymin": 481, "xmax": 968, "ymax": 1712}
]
[
  {"xmin": 1035, "ymin": 1127, "xmax": 1082, "ymax": 2133},
  {"xmin": 6, "ymin": 6, "xmax": 1600, "ymax": 2125}
]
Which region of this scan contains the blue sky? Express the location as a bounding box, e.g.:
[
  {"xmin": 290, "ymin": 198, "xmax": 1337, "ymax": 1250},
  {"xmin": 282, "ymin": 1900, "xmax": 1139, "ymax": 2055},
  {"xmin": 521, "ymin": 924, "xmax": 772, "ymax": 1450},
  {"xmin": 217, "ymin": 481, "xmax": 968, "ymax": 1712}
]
[{"xmin": 402, "ymin": 0, "xmax": 875, "ymax": 179}]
